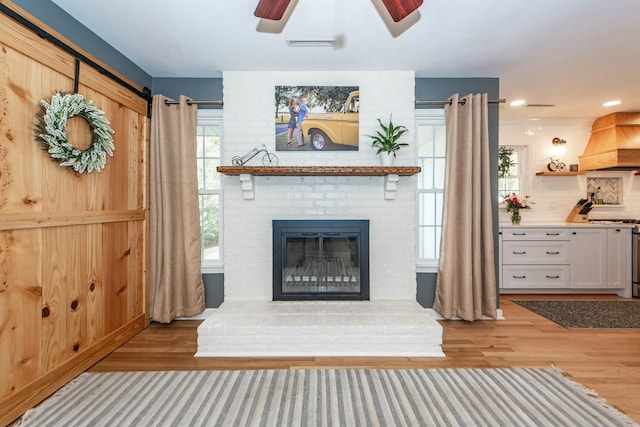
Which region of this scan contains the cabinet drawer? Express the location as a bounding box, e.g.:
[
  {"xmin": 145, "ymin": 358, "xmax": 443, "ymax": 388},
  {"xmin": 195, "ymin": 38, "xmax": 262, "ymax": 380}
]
[
  {"xmin": 502, "ymin": 265, "xmax": 570, "ymax": 289},
  {"xmin": 502, "ymin": 228, "xmax": 569, "ymax": 241},
  {"xmin": 502, "ymin": 241, "xmax": 570, "ymax": 264}
]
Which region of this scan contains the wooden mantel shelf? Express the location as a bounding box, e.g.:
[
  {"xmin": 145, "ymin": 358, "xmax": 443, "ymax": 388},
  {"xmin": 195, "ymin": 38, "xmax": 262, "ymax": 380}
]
[
  {"xmin": 217, "ymin": 166, "xmax": 421, "ymax": 200},
  {"xmin": 217, "ymin": 166, "xmax": 421, "ymax": 176},
  {"xmin": 535, "ymin": 171, "xmax": 585, "ymax": 176}
]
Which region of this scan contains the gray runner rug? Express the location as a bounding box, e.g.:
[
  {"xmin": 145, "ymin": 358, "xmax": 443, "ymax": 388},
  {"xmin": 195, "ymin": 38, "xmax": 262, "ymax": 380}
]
[
  {"xmin": 513, "ymin": 300, "xmax": 640, "ymax": 328},
  {"xmin": 16, "ymin": 368, "xmax": 637, "ymax": 427}
]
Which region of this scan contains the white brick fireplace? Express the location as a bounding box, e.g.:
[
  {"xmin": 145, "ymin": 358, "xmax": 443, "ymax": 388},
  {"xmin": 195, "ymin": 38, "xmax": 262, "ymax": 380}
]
[{"xmin": 197, "ymin": 71, "xmax": 444, "ymax": 357}]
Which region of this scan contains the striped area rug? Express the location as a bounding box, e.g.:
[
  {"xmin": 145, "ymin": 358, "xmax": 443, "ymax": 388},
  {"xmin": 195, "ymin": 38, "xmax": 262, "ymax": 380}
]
[{"xmin": 17, "ymin": 368, "xmax": 637, "ymax": 427}]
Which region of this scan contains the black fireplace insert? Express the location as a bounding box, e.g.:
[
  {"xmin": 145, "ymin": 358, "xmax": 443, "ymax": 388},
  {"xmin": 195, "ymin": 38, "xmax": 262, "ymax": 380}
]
[{"xmin": 272, "ymin": 220, "xmax": 369, "ymax": 300}]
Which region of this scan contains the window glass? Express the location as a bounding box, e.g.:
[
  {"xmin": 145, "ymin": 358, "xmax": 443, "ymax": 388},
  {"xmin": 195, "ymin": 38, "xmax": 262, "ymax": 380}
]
[
  {"xmin": 498, "ymin": 146, "xmax": 526, "ymax": 199},
  {"xmin": 196, "ymin": 110, "xmax": 223, "ymax": 264},
  {"xmin": 416, "ymin": 111, "xmax": 446, "ymax": 265}
]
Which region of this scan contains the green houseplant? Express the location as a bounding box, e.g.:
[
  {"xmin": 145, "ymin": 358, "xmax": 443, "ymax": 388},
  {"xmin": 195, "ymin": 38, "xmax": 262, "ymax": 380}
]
[{"xmin": 367, "ymin": 115, "xmax": 409, "ymax": 166}]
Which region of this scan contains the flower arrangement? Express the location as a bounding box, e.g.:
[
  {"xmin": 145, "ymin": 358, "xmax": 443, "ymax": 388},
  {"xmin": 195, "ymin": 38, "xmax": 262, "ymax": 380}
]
[{"xmin": 504, "ymin": 193, "xmax": 533, "ymax": 225}]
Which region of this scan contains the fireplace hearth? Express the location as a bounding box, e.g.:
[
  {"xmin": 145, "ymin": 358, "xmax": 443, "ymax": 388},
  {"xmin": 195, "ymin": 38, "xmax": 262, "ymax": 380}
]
[{"xmin": 272, "ymin": 220, "xmax": 369, "ymax": 300}]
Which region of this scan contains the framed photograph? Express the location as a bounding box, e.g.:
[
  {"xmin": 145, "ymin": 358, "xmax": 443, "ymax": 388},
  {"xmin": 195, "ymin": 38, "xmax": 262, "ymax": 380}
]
[{"xmin": 275, "ymin": 85, "xmax": 359, "ymax": 151}]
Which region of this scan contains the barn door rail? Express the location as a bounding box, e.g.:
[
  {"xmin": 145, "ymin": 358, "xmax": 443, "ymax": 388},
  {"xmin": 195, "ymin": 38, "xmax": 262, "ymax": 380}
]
[{"xmin": 0, "ymin": 3, "xmax": 152, "ymax": 117}]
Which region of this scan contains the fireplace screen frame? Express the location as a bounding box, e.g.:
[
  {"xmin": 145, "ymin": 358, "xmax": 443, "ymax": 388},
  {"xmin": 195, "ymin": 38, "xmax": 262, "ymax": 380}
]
[{"xmin": 273, "ymin": 220, "xmax": 370, "ymax": 301}]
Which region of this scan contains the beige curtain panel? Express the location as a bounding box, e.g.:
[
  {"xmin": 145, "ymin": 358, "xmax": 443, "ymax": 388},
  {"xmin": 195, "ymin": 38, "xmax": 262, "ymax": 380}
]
[
  {"xmin": 433, "ymin": 93, "xmax": 497, "ymax": 321},
  {"xmin": 149, "ymin": 94, "xmax": 205, "ymax": 323}
]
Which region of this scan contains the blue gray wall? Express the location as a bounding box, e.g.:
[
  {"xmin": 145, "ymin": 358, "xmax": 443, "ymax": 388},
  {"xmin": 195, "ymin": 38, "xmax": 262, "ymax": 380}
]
[{"xmin": 152, "ymin": 78, "xmax": 223, "ymax": 106}]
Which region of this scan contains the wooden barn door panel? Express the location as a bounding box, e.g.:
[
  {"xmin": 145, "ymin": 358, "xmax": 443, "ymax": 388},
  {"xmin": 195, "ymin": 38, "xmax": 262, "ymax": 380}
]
[
  {"xmin": 102, "ymin": 221, "xmax": 133, "ymax": 334},
  {"xmin": 0, "ymin": 11, "xmax": 76, "ymax": 82},
  {"xmin": 79, "ymin": 63, "xmax": 147, "ymax": 116},
  {"xmin": 85, "ymin": 223, "xmax": 105, "ymax": 346},
  {"xmin": 0, "ymin": 3, "xmax": 148, "ymax": 423},
  {"xmin": 0, "ymin": 229, "xmax": 42, "ymax": 396},
  {"xmin": 41, "ymin": 226, "xmax": 74, "ymax": 371}
]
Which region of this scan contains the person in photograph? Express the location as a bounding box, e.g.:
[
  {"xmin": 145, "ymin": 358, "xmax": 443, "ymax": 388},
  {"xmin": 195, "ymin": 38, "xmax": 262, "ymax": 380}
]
[
  {"xmin": 295, "ymin": 97, "xmax": 308, "ymax": 147},
  {"xmin": 287, "ymin": 98, "xmax": 297, "ymax": 146}
]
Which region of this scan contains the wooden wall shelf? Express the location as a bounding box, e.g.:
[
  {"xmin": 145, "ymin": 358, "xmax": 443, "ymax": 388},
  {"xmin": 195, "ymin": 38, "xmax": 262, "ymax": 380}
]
[
  {"xmin": 217, "ymin": 166, "xmax": 421, "ymax": 200},
  {"xmin": 535, "ymin": 171, "xmax": 585, "ymax": 176},
  {"xmin": 217, "ymin": 166, "xmax": 421, "ymax": 176}
]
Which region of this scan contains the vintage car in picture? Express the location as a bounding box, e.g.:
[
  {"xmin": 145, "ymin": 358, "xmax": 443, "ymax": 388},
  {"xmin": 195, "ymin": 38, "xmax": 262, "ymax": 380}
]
[{"xmin": 301, "ymin": 90, "xmax": 359, "ymax": 150}]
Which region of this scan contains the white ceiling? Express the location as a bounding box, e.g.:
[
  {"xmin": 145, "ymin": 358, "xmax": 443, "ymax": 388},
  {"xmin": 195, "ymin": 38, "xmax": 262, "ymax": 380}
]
[{"xmin": 51, "ymin": 0, "xmax": 640, "ymax": 120}]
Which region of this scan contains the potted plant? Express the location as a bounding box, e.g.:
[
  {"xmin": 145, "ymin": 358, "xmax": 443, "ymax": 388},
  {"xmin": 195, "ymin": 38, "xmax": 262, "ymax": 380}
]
[{"xmin": 367, "ymin": 115, "xmax": 409, "ymax": 166}]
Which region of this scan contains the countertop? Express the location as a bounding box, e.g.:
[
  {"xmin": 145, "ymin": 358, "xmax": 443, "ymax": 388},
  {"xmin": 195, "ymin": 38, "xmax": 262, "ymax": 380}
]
[{"xmin": 499, "ymin": 221, "xmax": 636, "ymax": 229}]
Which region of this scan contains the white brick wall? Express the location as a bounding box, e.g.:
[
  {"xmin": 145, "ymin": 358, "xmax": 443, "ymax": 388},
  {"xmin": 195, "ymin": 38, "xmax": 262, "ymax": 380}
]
[{"xmin": 222, "ymin": 71, "xmax": 418, "ymax": 301}]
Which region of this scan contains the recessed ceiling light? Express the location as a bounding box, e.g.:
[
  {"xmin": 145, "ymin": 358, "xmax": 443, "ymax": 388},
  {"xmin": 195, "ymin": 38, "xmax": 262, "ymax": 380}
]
[
  {"xmin": 603, "ymin": 100, "xmax": 622, "ymax": 107},
  {"xmin": 510, "ymin": 99, "xmax": 526, "ymax": 107},
  {"xmin": 287, "ymin": 39, "xmax": 336, "ymax": 47}
]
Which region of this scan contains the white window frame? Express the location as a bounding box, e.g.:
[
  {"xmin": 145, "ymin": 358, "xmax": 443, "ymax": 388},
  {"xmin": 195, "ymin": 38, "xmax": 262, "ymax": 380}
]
[
  {"xmin": 415, "ymin": 109, "xmax": 446, "ymax": 273},
  {"xmin": 197, "ymin": 109, "xmax": 224, "ymax": 274},
  {"xmin": 498, "ymin": 145, "xmax": 530, "ymax": 200}
]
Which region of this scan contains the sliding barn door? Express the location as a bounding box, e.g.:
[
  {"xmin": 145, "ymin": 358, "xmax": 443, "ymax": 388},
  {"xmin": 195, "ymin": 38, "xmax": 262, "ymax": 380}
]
[{"xmin": 0, "ymin": 2, "xmax": 149, "ymax": 424}]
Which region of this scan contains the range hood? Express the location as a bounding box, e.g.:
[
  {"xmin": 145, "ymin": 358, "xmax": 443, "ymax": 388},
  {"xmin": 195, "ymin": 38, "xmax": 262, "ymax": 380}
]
[{"xmin": 579, "ymin": 112, "xmax": 640, "ymax": 171}]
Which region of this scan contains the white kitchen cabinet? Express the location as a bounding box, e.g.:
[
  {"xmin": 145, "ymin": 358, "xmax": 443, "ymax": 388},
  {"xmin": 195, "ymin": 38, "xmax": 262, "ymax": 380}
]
[
  {"xmin": 606, "ymin": 227, "xmax": 632, "ymax": 290},
  {"xmin": 570, "ymin": 228, "xmax": 607, "ymax": 289},
  {"xmin": 499, "ymin": 224, "xmax": 632, "ymax": 295},
  {"xmin": 500, "ymin": 228, "xmax": 570, "ymax": 289}
]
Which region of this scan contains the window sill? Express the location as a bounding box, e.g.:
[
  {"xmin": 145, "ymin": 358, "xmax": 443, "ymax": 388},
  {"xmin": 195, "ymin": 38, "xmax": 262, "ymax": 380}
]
[
  {"xmin": 201, "ymin": 263, "xmax": 223, "ymax": 275},
  {"xmin": 417, "ymin": 261, "xmax": 439, "ymax": 273}
]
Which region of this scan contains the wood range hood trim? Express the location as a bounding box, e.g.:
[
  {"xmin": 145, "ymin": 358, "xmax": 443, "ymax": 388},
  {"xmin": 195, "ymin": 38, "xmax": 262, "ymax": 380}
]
[{"xmin": 579, "ymin": 112, "xmax": 640, "ymax": 171}]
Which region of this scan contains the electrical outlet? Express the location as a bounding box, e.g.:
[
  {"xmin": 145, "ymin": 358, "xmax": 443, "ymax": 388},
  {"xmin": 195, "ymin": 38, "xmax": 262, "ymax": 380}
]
[{"xmin": 549, "ymin": 201, "xmax": 557, "ymax": 210}]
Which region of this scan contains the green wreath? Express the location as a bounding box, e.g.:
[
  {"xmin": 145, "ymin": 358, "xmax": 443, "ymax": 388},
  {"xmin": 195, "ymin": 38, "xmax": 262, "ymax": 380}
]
[{"xmin": 37, "ymin": 92, "xmax": 115, "ymax": 174}]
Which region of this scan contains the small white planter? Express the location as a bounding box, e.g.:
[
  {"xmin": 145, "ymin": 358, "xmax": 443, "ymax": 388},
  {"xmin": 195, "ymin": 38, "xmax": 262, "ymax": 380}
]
[{"xmin": 380, "ymin": 152, "xmax": 395, "ymax": 166}]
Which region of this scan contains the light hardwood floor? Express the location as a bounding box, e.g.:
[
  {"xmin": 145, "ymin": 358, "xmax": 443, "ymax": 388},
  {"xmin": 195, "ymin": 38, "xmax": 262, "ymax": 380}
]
[{"xmin": 89, "ymin": 294, "xmax": 640, "ymax": 423}]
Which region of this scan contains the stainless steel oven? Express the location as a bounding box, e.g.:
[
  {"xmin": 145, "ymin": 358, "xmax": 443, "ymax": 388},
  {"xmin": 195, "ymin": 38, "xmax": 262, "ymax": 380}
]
[{"xmin": 633, "ymin": 226, "xmax": 640, "ymax": 298}]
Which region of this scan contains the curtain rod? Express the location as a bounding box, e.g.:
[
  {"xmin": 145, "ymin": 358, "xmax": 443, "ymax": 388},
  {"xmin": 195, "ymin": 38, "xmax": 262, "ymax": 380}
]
[
  {"xmin": 416, "ymin": 99, "xmax": 506, "ymax": 106},
  {"xmin": 0, "ymin": 3, "xmax": 152, "ymax": 117},
  {"xmin": 164, "ymin": 99, "xmax": 223, "ymax": 106}
]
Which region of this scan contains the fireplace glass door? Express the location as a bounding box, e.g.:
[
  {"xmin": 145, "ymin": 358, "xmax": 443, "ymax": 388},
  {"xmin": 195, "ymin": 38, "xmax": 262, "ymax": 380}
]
[{"xmin": 273, "ymin": 220, "xmax": 369, "ymax": 300}]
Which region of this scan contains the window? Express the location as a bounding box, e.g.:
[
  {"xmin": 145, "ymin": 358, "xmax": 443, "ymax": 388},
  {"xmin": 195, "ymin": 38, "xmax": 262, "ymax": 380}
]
[
  {"xmin": 498, "ymin": 145, "xmax": 527, "ymax": 199},
  {"xmin": 416, "ymin": 110, "xmax": 446, "ymax": 269},
  {"xmin": 196, "ymin": 109, "xmax": 223, "ymax": 270}
]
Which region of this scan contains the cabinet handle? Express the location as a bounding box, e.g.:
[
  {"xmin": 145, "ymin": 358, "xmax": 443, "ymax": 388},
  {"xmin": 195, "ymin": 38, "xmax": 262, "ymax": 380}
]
[
  {"xmin": 572, "ymin": 232, "xmax": 577, "ymax": 235},
  {"xmin": 615, "ymin": 229, "xmax": 621, "ymax": 232},
  {"xmin": 512, "ymin": 232, "xmax": 526, "ymax": 236},
  {"xmin": 546, "ymin": 275, "xmax": 560, "ymax": 279},
  {"xmin": 512, "ymin": 275, "xmax": 526, "ymax": 279},
  {"xmin": 546, "ymin": 232, "xmax": 560, "ymax": 236},
  {"xmin": 546, "ymin": 251, "xmax": 560, "ymax": 255},
  {"xmin": 512, "ymin": 251, "xmax": 526, "ymax": 255}
]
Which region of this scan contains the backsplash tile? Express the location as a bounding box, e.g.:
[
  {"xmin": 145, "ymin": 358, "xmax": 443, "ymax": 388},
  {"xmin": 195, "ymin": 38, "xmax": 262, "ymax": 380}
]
[{"xmin": 587, "ymin": 177, "xmax": 621, "ymax": 205}]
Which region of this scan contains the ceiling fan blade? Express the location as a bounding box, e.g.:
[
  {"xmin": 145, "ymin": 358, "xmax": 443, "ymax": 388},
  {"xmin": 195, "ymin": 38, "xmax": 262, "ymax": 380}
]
[
  {"xmin": 254, "ymin": 0, "xmax": 292, "ymax": 21},
  {"xmin": 381, "ymin": 0, "xmax": 423, "ymax": 22}
]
